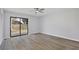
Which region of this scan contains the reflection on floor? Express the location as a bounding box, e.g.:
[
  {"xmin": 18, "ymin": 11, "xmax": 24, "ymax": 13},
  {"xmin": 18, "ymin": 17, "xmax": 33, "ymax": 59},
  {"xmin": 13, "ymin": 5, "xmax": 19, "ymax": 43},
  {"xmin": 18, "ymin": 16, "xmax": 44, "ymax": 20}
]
[{"xmin": 0, "ymin": 33, "xmax": 79, "ymax": 50}]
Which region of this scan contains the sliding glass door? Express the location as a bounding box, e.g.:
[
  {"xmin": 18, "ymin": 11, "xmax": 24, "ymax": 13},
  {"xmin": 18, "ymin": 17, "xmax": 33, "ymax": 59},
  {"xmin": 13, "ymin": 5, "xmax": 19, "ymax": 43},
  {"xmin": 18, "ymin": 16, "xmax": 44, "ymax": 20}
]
[
  {"xmin": 10, "ymin": 17, "xmax": 28, "ymax": 37},
  {"xmin": 21, "ymin": 18, "xmax": 28, "ymax": 35}
]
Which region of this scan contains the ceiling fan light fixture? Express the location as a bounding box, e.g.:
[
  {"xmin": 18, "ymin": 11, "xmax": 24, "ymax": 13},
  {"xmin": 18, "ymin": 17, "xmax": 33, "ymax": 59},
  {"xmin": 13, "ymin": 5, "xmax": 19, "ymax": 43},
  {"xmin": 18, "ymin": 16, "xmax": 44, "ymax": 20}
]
[
  {"xmin": 34, "ymin": 8, "xmax": 45, "ymax": 14},
  {"xmin": 35, "ymin": 10, "xmax": 39, "ymax": 13}
]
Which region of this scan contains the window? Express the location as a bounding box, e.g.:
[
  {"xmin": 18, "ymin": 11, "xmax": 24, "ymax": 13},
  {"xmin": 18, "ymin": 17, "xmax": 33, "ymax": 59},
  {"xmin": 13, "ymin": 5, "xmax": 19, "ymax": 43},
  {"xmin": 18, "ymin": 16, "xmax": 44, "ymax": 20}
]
[{"xmin": 10, "ymin": 17, "xmax": 28, "ymax": 37}]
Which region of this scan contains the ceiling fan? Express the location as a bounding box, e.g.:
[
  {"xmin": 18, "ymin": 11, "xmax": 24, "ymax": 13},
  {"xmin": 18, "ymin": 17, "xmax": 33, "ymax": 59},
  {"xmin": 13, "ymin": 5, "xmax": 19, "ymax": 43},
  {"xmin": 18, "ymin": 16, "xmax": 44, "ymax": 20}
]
[{"xmin": 34, "ymin": 8, "xmax": 45, "ymax": 14}]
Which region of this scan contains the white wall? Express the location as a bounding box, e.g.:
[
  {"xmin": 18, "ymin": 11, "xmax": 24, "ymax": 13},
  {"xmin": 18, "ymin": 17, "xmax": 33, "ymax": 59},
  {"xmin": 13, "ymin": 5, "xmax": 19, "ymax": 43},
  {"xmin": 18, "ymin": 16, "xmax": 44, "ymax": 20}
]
[
  {"xmin": 41, "ymin": 8, "xmax": 79, "ymax": 41},
  {"xmin": 0, "ymin": 9, "xmax": 4, "ymax": 45},
  {"xmin": 4, "ymin": 11, "xmax": 40, "ymax": 39},
  {"xmin": 3, "ymin": 8, "xmax": 79, "ymax": 42}
]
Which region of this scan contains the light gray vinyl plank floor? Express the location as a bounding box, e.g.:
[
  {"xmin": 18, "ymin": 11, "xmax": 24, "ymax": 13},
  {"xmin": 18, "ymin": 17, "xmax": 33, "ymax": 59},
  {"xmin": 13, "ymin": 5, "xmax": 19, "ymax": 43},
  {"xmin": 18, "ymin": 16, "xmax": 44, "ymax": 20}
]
[{"xmin": 0, "ymin": 33, "xmax": 79, "ymax": 50}]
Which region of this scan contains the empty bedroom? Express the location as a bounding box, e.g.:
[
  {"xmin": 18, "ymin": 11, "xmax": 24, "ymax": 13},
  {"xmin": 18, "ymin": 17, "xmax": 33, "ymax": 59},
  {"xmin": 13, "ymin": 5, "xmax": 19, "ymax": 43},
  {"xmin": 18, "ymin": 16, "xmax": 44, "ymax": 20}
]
[{"xmin": 0, "ymin": 8, "xmax": 79, "ymax": 50}]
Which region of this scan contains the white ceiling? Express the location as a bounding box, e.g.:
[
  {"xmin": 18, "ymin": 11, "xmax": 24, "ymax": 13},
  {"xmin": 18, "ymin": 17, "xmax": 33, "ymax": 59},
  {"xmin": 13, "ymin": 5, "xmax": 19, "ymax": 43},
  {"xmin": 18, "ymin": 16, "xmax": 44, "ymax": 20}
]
[
  {"xmin": 4, "ymin": 8, "xmax": 56, "ymax": 16},
  {"xmin": 4, "ymin": 8, "xmax": 76, "ymax": 16}
]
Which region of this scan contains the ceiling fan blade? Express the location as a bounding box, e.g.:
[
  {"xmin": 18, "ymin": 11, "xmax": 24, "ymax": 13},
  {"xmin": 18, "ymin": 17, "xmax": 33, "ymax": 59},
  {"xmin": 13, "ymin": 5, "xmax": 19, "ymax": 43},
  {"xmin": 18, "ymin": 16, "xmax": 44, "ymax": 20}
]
[
  {"xmin": 40, "ymin": 8, "xmax": 45, "ymax": 10},
  {"xmin": 34, "ymin": 8, "xmax": 39, "ymax": 11},
  {"xmin": 39, "ymin": 9, "xmax": 44, "ymax": 13}
]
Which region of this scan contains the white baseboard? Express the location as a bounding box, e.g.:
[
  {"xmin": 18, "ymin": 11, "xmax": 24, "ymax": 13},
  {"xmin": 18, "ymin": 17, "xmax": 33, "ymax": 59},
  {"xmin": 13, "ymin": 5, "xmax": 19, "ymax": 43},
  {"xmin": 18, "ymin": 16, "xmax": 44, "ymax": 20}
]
[
  {"xmin": 3, "ymin": 32, "xmax": 79, "ymax": 43},
  {"xmin": 41, "ymin": 32, "xmax": 79, "ymax": 42},
  {"xmin": 0, "ymin": 39, "xmax": 3, "ymax": 45}
]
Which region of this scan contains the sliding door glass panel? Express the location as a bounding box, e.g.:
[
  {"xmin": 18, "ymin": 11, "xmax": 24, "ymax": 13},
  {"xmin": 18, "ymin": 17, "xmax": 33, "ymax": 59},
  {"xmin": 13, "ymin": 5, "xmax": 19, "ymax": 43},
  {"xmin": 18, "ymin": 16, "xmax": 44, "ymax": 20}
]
[
  {"xmin": 11, "ymin": 18, "xmax": 20, "ymax": 36},
  {"xmin": 10, "ymin": 17, "xmax": 28, "ymax": 37},
  {"xmin": 21, "ymin": 18, "xmax": 28, "ymax": 35}
]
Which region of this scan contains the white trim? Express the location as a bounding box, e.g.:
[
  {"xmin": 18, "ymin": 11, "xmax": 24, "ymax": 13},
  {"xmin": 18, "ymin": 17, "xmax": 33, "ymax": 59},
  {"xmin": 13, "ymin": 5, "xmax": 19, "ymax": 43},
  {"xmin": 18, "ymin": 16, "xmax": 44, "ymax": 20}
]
[
  {"xmin": 0, "ymin": 39, "xmax": 3, "ymax": 45},
  {"xmin": 41, "ymin": 32, "xmax": 79, "ymax": 42}
]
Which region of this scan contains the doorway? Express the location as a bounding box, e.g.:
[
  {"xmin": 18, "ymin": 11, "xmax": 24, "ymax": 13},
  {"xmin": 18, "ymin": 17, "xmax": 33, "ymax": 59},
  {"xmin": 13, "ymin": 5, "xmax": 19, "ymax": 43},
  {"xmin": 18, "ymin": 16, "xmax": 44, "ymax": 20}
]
[{"xmin": 10, "ymin": 16, "xmax": 28, "ymax": 37}]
